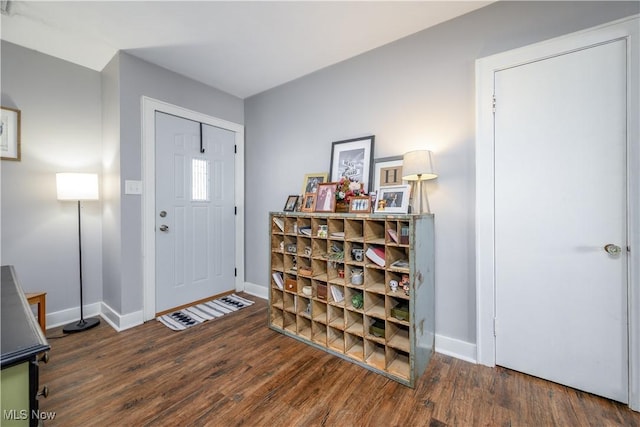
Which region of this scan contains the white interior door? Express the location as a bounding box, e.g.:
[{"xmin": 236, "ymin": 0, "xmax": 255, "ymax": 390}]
[
  {"xmin": 155, "ymin": 112, "xmax": 236, "ymax": 313},
  {"xmin": 494, "ymin": 40, "xmax": 628, "ymax": 402}
]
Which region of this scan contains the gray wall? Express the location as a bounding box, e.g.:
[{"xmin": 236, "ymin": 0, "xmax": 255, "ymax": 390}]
[
  {"xmin": 244, "ymin": 1, "xmax": 640, "ymax": 347},
  {"xmin": 105, "ymin": 52, "xmax": 244, "ymax": 315},
  {"xmin": 1, "ymin": 41, "xmax": 103, "ymax": 312}
]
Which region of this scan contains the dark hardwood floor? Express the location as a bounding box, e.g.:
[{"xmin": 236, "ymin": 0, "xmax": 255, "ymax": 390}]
[{"xmin": 39, "ymin": 294, "xmax": 638, "ymax": 426}]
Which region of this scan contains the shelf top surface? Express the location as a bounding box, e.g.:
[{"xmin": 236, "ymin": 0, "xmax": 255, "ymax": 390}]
[{"xmin": 270, "ymin": 212, "xmax": 433, "ymax": 219}]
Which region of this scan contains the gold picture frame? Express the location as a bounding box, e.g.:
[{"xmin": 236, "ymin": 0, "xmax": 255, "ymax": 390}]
[{"xmin": 301, "ymin": 173, "xmax": 328, "ymax": 194}]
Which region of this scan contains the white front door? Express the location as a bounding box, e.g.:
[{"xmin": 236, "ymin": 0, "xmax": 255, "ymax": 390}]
[
  {"xmin": 155, "ymin": 112, "xmax": 236, "ymax": 313},
  {"xmin": 493, "ymin": 40, "xmax": 628, "ymax": 402}
]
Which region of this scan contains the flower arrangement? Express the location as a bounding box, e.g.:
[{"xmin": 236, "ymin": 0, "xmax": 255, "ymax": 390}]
[{"xmin": 336, "ymin": 176, "xmax": 365, "ymax": 203}]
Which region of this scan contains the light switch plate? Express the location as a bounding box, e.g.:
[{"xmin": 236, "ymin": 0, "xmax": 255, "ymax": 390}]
[{"xmin": 125, "ymin": 180, "xmax": 142, "ymax": 195}]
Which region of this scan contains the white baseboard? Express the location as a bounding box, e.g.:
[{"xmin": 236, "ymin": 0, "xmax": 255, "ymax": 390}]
[
  {"xmin": 46, "ymin": 302, "xmax": 102, "ymax": 329},
  {"xmin": 47, "ymin": 302, "xmax": 143, "ymax": 332},
  {"xmin": 101, "ymin": 301, "xmax": 144, "ymax": 332},
  {"xmin": 435, "ymin": 334, "xmax": 477, "ymax": 363},
  {"xmin": 243, "ymin": 281, "xmax": 268, "ymax": 300}
]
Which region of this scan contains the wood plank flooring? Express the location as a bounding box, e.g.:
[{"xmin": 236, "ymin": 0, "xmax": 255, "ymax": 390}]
[{"xmin": 39, "ymin": 295, "xmax": 639, "ymax": 426}]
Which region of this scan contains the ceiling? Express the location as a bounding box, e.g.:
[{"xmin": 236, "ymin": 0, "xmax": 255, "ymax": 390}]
[{"xmin": 0, "ymin": 1, "xmax": 493, "ymax": 99}]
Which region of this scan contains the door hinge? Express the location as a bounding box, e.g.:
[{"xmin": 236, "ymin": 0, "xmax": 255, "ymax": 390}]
[
  {"xmin": 234, "ymin": 268, "xmax": 237, "ymax": 277},
  {"xmin": 234, "ymin": 206, "xmax": 237, "ymax": 215},
  {"xmin": 492, "ymin": 95, "xmax": 496, "ymax": 114},
  {"xmin": 234, "ymin": 144, "xmax": 237, "ymax": 154},
  {"xmin": 493, "ymin": 318, "xmax": 497, "ymax": 337}
]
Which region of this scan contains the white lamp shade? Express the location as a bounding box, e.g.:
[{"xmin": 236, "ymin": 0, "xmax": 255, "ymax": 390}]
[
  {"xmin": 402, "ymin": 150, "xmax": 437, "ymax": 181},
  {"xmin": 56, "ymin": 173, "xmax": 99, "ymax": 201}
]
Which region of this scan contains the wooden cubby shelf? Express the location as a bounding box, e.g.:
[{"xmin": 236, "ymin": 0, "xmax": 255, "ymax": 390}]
[{"xmin": 268, "ymin": 212, "xmax": 434, "ymax": 387}]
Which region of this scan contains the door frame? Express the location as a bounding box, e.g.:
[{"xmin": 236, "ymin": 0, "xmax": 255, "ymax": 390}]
[
  {"xmin": 140, "ymin": 96, "xmax": 245, "ymax": 322},
  {"xmin": 475, "ymin": 16, "xmax": 639, "ymax": 410}
]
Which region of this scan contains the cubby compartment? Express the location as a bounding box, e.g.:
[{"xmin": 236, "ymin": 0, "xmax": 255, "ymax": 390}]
[
  {"xmin": 365, "ymin": 340, "xmax": 386, "ymax": 371},
  {"xmin": 386, "ymin": 347, "xmax": 410, "ymax": 380},
  {"xmin": 387, "ymin": 245, "xmax": 410, "ymax": 271},
  {"xmin": 327, "ymin": 326, "xmax": 344, "ymax": 352},
  {"xmin": 387, "ymin": 322, "xmax": 410, "ymax": 353},
  {"xmin": 345, "ymin": 333, "xmax": 364, "ymax": 360},
  {"xmin": 364, "ymin": 291, "xmax": 385, "ymax": 319},
  {"xmin": 284, "ymin": 310, "xmax": 297, "ymax": 333},
  {"xmin": 364, "ymin": 220, "xmax": 385, "ymax": 245},
  {"xmin": 345, "ymin": 310, "xmax": 364, "ymax": 336},
  {"xmin": 328, "ymin": 284, "xmax": 346, "ymax": 306},
  {"xmin": 270, "ymin": 306, "xmax": 284, "ymax": 329},
  {"xmin": 312, "ymin": 300, "xmax": 327, "ymax": 323},
  {"xmin": 283, "ymin": 292, "xmax": 296, "ymax": 312},
  {"xmin": 268, "ymin": 212, "xmax": 434, "ymax": 388},
  {"xmin": 312, "ymin": 321, "xmax": 327, "ymax": 346},
  {"xmin": 297, "ymin": 316, "xmax": 312, "ymax": 339},
  {"xmin": 364, "ymin": 267, "xmax": 386, "ymax": 294},
  {"xmin": 345, "ymin": 219, "xmax": 364, "ymax": 242},
  {"xmin": 284, "ymin": 217, "xmax": 298, "ymax": 235},
  {"xmin": 346, "ymin": 288, "xmax": 364, "ymax": 312},
  {"xmin": 328, "ymin": 218, "xmax": 345, "ymax": 239},
  {"xmin": 328, "ymin": 305, "xmax": 344, "ymax": 329}
]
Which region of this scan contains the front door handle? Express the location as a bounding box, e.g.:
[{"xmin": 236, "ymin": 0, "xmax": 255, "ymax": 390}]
[
  {"xmin": 159, "ymin": 225, "xmax": 169, "ymax": 232},
  {"xmin": 604, "ymin": 244, "xmax": 621, "ymax": 256}
]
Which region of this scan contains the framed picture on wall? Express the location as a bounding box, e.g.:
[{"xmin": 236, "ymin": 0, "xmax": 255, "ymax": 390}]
[
  {"xmin": 329, "ymin": 135, "xmax": 375, "ymax": 192},
  {"xmin": 1, "ymin": 106, "xmax": 21, "ymax": 161},
  {"xmin": 314, "ymin": 182, "xmax": 337, "ymax": 212},
  {"xmin": 301, "ymin": 173, "xmax": 328, "ymax": 194}
]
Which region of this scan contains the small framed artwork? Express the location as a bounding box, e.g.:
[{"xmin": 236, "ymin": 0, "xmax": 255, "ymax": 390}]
[
  {"xmin": 373, "ymin": 156, "xmax": 403, "ymax": 195},
  {"xmin": 314, "ymin": 182, "xmax": 337, "ymax": 212},
  {"xmin": 301, "ymin": 193, "xmax": 317, "ymax": 212},
  {"xmin": 1, "ymin": 106, "xmax": 21, "ymax": 161},
  {"xmin": 349, "ymin": 196, "xmax": 371, "ymax": 213},
  {"xmin": 329, "ymin": 135, "xmax": 375, "ymax": 192},
  {"xmin": 283, "ymin": 195, "xmax": 299, "ymax": 212},
  {"xmin": 374, "ymin": 184, "xmax": 411, "ymax": 214},
  {"xmin": 302, "ymin": 173, "xmax": 328, "ymax": 194}
]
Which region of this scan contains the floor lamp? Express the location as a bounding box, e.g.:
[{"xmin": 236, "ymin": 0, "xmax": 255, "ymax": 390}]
[
  {"xmin": 402, "ymin": 150, "xmax": 438, "ymax": 214},
  {"xmin": 56, "ymin": 173, "xmax": 101, "ymax": 333}
]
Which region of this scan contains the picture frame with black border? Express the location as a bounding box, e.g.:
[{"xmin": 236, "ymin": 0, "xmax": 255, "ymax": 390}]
[
  {"xmin": 374, "ymin": 184, "xmax": 411, "ymax": 214},
  {"xmin": 349, "ymin": 196, "xmax": 371, "ymax": 213},
  {"xmin": 329, "ymin": 135, "xmax": 375, "ymax": 192},
  {"xmin": 283, "ymin": 195, "xmax": 299, "ymax": 212},
  {"xmin": 301, "ymin": 193, "xmax": 317, "ymax": 212},
  {"xmin": 314, "ymin": 182, "xmax": 337, "ymax": 212}
]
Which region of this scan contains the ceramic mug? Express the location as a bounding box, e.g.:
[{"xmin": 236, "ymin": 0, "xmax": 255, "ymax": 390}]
[{"xmin": 351, "ymin": 269, "xmax": 364, "ymax": 285}]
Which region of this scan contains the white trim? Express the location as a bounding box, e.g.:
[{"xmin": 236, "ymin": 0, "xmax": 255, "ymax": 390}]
[
  {"xmin": 435, "ymin": 334, "xmax": 477, "ymax": 364},
  {"xmin": 100, "ymin": 302, "xmax": 144, "ymax": 332},
  {"xmin": 46, "ymin": 302, "xmax": 102, "ymax": 330},
  {"xmin": 243, "ymin": 281, "xmax": 268, "ymax": 300},
  {"xmin": 141, "ymin": 96, "xmax": 245, "ymax": 322},
  {"xmin": 476, "ymin": 16, "xmax": 639, "ymax": 410}
]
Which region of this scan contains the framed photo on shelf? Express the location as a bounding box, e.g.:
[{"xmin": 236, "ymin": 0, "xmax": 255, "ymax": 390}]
[
  {"xmin": 349, "ymin": 196, "xmax": 371, "ymax": 213},
  {"xmin": 301, "ymin": 193, "xmax": 317, "ymax": 212},
  {"xmin": 374, "ymin": 184, "xmax": 411, "ymax": 214},
  {"xmin": 314, "ymin": 182, "xmax": 337, "ymax": 212},
  {"xmin": 373, "ymin": 156, "xmax": 404, "ymax": 195},
  {"xmin": 1, "ymin": 106, "xmax": 21, "ymax": 161},
  {"xmin": 283, "ymin": 195, "xmax": 299, "ymax": 212},
  {"xmin": 329, "ymin": 135, "xmax": 375, "ymax": 192},
  {"xmin": 301, "ymin": 173, "xmax": 328, "ymax": 194}
]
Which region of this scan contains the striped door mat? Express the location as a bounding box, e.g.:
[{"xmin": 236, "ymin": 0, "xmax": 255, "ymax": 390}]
[{"xmin": 157, "ymin": 293, "xmax": 254, "ymax": 331}]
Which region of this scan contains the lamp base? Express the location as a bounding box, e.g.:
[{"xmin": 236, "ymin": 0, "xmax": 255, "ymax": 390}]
[{"xmin": 63, "ymin": 317, "xmax": 100, "ymax": 333}]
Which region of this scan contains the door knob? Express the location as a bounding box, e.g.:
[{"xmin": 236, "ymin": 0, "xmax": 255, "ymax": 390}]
[
  {"xmin": 604, "ymin": 244, "xmax": 621, "ymax": 256},
  {"xmin": 159, "ymin": 225, "xmax": 169, "ymax": 232},
  {"xmin": 159, "ymin": 210, "xmax": 167, "ymax": 218}
]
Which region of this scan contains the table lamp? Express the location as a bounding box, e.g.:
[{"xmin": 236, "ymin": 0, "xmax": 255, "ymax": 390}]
[{"xmin": 402, "ymin": 150, "xmax": 437, "ymax": 213}]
